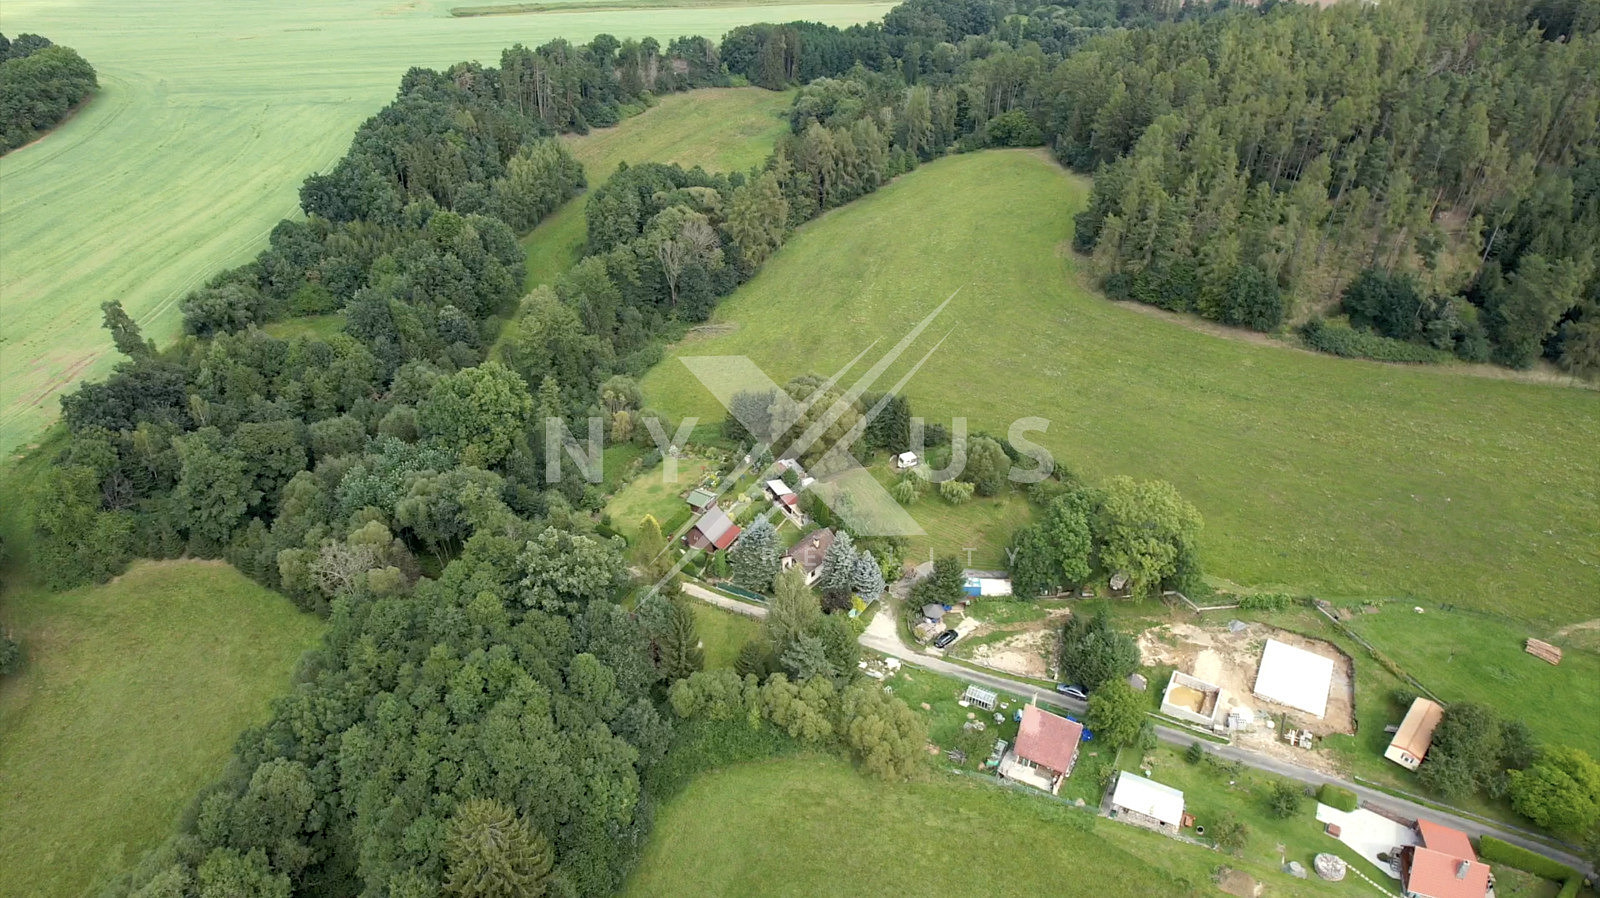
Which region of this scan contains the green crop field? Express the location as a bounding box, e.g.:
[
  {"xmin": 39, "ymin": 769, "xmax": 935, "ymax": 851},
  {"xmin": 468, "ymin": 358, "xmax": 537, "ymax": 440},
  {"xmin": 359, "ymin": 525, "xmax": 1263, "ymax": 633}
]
[
  {"xmin": 520, "ymin": 87, "xmax": 794, "ymax": 289},
  {"xmin": 623, "ymin": 755, "xmax": 1369, "ymax": 897},
  {"xmin": 0, "ymin": 0, "xmax": 891, "ymax": 460},
  {"xmin": 0, "ymin": 560, "xmax": 322, "ymax": 898},
  {"xmin": 640, "ymin": 150, "xmax": 1600, "ymax": 624}
]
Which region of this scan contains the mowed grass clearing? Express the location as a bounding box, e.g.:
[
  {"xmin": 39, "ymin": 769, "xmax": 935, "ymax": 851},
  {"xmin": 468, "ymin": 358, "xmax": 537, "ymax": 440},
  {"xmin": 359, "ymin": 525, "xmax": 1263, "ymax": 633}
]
[
  {"xmin": 520, "ymin": 87, "xmax": 794, "ymax": 289},
  {"xmin": 692, "ymin": 602, "xmax": 759, "ymax": 669},
  {"xmin": 623, "ymin": 755, "xmax": 1379, "ymax": 897},
  {"xmin": 1338, "ymin": 603, "xmax": 1600, "ymax": 758},
  {"xmin": 603, "ymin": 456, "xmax": 714, "ymax": 542},
  {"xmin": 0, "ymin": 560, "xmax": 322, "ymax": 898},
  {"xmin": 0, "ymin": 0, "xmax": 890, "ymax": 459},
  {"xmin": 641, "ymin": 150, "xmax": 1600, "ymax": 623}
]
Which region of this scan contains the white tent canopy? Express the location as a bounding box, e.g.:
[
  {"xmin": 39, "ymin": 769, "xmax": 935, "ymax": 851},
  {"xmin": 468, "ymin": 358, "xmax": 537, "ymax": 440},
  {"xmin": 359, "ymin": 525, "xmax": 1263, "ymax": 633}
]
[
  {"xmin": 1253, "ymin": 639, "xmax": 1335, "ymax": 718},
  {"xmin": 1111, "ymin": 772, "xmax": 1185, "ymax": 827}
]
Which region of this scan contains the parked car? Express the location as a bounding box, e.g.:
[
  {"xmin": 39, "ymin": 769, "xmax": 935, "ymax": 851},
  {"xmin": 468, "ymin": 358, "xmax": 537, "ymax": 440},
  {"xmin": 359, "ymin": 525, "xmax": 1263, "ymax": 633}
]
[
  {"xmin": 932, "ymin": 629, "xmax": 959, "ymax": 649},
  {"xmin": 1055, "ymin": 684, "xmax": 1089, "ymax": 701}
]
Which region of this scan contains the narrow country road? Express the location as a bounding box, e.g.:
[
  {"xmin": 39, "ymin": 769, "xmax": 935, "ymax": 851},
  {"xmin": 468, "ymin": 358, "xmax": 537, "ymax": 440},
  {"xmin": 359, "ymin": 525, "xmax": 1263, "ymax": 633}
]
[{"xmin": 682, "ymin": 582, "xmax": 1595, "ymax": 878}]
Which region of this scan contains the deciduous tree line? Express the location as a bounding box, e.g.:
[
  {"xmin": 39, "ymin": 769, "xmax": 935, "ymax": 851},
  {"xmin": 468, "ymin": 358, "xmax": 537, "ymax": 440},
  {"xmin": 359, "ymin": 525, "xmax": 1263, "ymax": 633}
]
[{"xmin": 0, "ymin": 32, "xmax": 96, "ymax": 153}]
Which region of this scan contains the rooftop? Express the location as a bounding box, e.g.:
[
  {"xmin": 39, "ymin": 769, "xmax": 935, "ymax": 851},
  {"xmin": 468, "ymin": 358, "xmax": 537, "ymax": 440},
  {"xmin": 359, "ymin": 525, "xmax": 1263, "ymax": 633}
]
[
  {"xmin": 1405, "ymin": 847, "xmax": 1490, "ymax": 898},
  {"xmin": 1389, "ymin": 698, "xmax": 1445, "ymax": 758},
  {"xmin": 1417, "ymin": 820, "xmax": 1476, "ymax": 862},
  {"xmin": 1014, "ymin": 705, "xmax": 1082, "ymax": 775},
  {"xmin": 1111, "ymin": 771, "xmax": 1185, "ymax": 827},
  {"xmin": 692, "ymin": 506, "xmax": 741, "ymax": 550},
  {"xmin": 782, "ymin": 528, "xmax": 833, "ymax": 573}
]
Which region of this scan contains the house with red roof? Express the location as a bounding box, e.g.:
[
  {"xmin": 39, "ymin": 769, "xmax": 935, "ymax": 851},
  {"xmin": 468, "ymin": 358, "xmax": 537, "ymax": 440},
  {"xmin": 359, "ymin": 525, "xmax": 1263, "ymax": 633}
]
[
  {"xmin": 1399, "ymin": 820, "xmax": 1492, "ymax": 898},
  {"xmin": 683, "ymin": 505, "xmax": 741, "ymax": 552},
  {"xmin": 998, "ymin": 704, "xmax": 1083, "ymax": 794}
]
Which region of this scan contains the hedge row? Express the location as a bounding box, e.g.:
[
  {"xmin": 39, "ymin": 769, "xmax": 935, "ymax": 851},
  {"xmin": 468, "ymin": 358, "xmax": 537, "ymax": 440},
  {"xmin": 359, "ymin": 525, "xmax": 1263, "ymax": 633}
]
[
  {"xmin": 1317, "ymin": 783, "xmax": 1360, "ymax": 812},
  {"xmin": 1299, "ymin": 318, "xmax": 1453, "ymax": 363},
  {"xmin": 1478, "ymin": 836, "xmax": 1578, "ymax": 882}
]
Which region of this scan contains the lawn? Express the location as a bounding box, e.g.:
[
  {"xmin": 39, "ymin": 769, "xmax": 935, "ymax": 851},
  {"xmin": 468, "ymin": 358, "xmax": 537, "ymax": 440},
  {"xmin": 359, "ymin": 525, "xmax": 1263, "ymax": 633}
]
[
  {"xmin": 1118, "ymin": 745, "xmax": 1390, "ymax": 897},
  {"xmin": 621, "ymin": 755, "xmax": 1203, "ymax": 898},
  {"xmin": 0, "ymin": 560, "xmax": 323, "ymax": 898},
  {"xmin": 624, "ymin": 754, "xmax": 1389, "ymax": 897},
  {"xmin": 870, "ymin": 462, "xmax": 1033, "ymax": 568},
  {"xmin": 0, "ymin": 0, "xmax": 890, "ymax": 459},
  {"xmin": 1335, "ymin": 603, "xmax": 1600, "ymax": 759},
  {"xmin": 693, "ymin": 602, "xmax": 759, "ymax": 669},
  {"xmin": 603, "ymin": 455, "xmax": 714, "ymax": 542},
  {"xmin": 519, "ymin": 86, "xmax": 795, "ymax": 290},
  {"xmin": 639, "ymin": 149, "xmax": 1600, "ymax": 624}
]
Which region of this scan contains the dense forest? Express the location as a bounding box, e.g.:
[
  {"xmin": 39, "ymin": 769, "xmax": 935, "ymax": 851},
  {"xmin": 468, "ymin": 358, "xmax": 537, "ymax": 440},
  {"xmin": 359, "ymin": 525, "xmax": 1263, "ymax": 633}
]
[
  {"xmin": 0, "ymin": 32, "xmax": 96, "ymax": 153},
  {"xmin": 716, "ymin": 0, "xmax": 1600, "ymax": 375},
  {"xmin": 13, "ymin": 0, "xmax": 1600, "ymax": 894}
]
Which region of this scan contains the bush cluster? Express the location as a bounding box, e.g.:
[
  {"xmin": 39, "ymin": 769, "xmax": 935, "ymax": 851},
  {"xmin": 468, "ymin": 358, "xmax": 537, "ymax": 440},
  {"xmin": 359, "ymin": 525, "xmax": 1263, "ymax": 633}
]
[{"xmin": 1299, "ymin": 318, "xmax": 1454, "ymax": 363}]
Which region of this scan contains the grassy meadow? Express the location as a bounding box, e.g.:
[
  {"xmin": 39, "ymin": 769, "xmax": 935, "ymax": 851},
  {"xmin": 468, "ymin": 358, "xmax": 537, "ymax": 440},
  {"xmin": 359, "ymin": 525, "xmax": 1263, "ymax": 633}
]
[
  {"xmin": 519, "ymin": 87, "xmax": 794, "ymax": 289},
  {"xmin": 0, "ymin": 560, "xmax": 322, "ymax": 898},
  {"xmin": 623, "ymin": 755, "xmax": 1375, "ymax": 897},
  {"xmin": 640, "ymin": 150, "xmax": 1600, "ymax": 624},
  {"xmin": 0, "ymin": 0, "xmax": 891, "ymax": 459},
  {"xmin": 1337, "ymin": 603, "xmax": 1600, "ymax": 759}
]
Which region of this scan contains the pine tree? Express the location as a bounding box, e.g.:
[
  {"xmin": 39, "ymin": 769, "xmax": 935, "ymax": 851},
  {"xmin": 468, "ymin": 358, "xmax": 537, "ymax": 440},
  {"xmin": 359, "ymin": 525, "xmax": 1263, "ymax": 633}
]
[
  {"xmin": 443, "ymin": 798, "xmax": 553, "ymax": 898},
  {"xmin": 816, "ymin": 530, "xmax": 857, "ymax": 603},
  {"xmin": 658, "ymin": 598, "xmax": 704, "ymax": 681},
  {"xmin": 852, "ymin": 550, "xmax": 884, "ymax": 605},
  {"xmin": 632, "ymin": 515, "xmax": 668, "ymax": 582},
  {"xmin": 727, "ymin": 517, "xmax": 780, "ymax": 592}
]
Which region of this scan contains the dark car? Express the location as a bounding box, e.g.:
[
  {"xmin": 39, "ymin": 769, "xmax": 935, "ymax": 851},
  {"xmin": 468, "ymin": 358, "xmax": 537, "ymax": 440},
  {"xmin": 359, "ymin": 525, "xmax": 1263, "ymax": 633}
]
[
  {"xmin": 1056, "ymin": 684, "xmax": 1089, "ymax": 701},
  {"xmin": 932, "ymin": 629, "xmax": 959, "ymax": 649}
]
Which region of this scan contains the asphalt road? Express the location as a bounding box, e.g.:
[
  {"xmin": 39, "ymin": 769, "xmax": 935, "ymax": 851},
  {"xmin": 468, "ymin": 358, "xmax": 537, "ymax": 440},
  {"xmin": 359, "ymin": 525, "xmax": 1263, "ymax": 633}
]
[{"xmin": 683, "ymin": 583, "xmax": 1594, "ymax": 878}]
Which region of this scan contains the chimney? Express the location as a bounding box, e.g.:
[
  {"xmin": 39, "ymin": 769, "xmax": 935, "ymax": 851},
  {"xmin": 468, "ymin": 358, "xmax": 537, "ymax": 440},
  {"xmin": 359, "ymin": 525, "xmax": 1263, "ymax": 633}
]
[{"xmin": 1456, "ymin": 860, "xmax": 1469, "ymax": 880}]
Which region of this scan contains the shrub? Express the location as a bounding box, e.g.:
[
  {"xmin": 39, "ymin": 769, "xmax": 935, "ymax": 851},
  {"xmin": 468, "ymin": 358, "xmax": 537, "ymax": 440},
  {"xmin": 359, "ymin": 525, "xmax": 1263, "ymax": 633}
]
[
  {"xmin": 1186, "ymin": 742, "xmax": 1206, "ymax": 764},
  {"xmin": 1210, "ymin": 813, "xmax": 1249, "ymax": 853},
  {"xmin": 1317, "ymin": 784, "xmax": 1359, "ymax": 812},
  {"xmin": 1267, "ymin": 780, "xmax": 1303, "ymax": 818},
  {"xmin": 1236, "ymin": 592, "xmax": 1293, "ymax": 612},
  {"xmin": 1299, "ymin": 318, "xmax": 1452, "ymax": 363},
  {"xmin": 1477, "ymin": 836, "xmax": 1579, "ymax": 882},
  {"xmin": 0, "ymin": 632, "xmax": 20, "ymax": 676}
]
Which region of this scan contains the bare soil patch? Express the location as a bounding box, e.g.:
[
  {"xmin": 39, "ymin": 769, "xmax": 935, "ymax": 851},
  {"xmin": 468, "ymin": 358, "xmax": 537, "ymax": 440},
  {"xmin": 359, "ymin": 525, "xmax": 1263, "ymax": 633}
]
[
  {"xmin": 956, "ymin": 607, "xmax": 1071, "ymax": 679},
  {"xmin": 1215, "ymin": 868, "xmax": 1261, "ymax": 898},
  {"xmin": 1137, "ymin": 620, "xmax": 1354, "ymax": 775}
]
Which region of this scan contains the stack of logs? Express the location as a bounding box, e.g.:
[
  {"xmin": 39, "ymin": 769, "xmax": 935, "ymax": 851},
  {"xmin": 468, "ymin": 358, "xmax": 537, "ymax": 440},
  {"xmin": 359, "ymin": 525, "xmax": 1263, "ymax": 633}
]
[{"xmin": 1525, "ymin": 638, "xmax": 1563, "ymax": 665}]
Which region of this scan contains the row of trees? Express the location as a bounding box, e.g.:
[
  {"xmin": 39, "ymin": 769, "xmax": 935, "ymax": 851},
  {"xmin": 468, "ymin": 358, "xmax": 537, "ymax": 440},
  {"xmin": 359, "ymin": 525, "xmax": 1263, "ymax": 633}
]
[
  {"xmin": 670, "ymin": 565, "xmax": 928, "ymax": 779},
  {"xmin": 0, "ymin": 32, "xmax": 96, "ymax": 153}
]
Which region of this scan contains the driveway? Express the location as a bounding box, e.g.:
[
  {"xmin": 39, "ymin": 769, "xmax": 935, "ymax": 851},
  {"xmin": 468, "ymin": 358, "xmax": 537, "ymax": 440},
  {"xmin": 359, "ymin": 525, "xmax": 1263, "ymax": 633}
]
[{"xmin": 1316, "ymin": 804, "xmax": 1417, "ymax": 879}]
